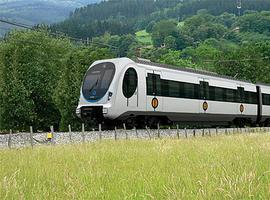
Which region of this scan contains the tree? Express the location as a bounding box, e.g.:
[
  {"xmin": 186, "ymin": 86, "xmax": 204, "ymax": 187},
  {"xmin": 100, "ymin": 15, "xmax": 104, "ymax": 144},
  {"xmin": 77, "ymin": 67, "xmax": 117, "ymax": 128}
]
[
  {"xmin": 158, "ymin": 50, "xmax": 197, "ymax": 68},
  {"xmin": 152, "ymin": 20, "xmax": 178, "ymax": 47},
  {"xmin": 0, "ymin": 30, "xmax": 71, "ymax": 131},
  {"xmin": 164, "ymin": 36, "xmax": 176, "ymax": 49}
]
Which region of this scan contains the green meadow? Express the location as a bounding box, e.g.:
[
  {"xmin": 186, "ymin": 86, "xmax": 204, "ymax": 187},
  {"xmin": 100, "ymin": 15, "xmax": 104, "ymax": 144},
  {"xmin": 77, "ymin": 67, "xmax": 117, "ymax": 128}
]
[{"xmin": 1, "ymin": 133, "xmax": 270, "ymax": 199}]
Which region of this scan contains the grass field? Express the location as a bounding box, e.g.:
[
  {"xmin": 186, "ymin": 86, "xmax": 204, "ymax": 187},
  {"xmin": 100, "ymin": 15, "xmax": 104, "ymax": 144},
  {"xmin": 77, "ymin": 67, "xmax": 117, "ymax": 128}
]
[
  {"xmin": 1, "ymin": 134, "xmax": 270, "ymax": 199},
  {"xmin": 135, "ymin": 30, "xmax": 152, "ymax": 45}
]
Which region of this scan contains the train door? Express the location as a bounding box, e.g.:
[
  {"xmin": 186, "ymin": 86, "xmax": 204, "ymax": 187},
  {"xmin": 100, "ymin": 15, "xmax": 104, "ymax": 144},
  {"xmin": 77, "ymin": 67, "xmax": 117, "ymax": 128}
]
[
  {"xmin": 199, "ymin": 78, "xmax": 210, "ymax": 114},
  {"xmin": 122, "ymin": 67, "xmax": 138, "ymax": 108},
  {"xmin": 146, "ymin": 70, "xmax": 163, "ymax": 112}
]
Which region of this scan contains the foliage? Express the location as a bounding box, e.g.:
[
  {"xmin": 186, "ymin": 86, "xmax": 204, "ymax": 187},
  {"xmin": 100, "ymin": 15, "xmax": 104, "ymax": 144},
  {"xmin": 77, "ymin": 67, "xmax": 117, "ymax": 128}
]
[
  {"xmin": 215, "ymin": 42, "xmax": 270, "ymax": 84},
  {"xmin": 0, "ymin": 30, "xmax": 114, "ymax": 131},
  {"xmin": 158, "ymin": 50, "xmax": 197, "ymax": 68},
  {"xmin": 135, "ymin": 30, "xmax": 152, "ymax": 46},
  {"xmin": 0, "ymin": 30, "xmax": 71, "ymax": 131}
]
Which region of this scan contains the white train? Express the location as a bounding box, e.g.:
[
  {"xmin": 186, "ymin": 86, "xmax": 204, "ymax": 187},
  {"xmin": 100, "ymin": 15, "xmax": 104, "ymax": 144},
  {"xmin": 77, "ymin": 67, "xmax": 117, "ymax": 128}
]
[{"xmin": 76, "ymin": 57, "xmax": 270, "ymax": 127}]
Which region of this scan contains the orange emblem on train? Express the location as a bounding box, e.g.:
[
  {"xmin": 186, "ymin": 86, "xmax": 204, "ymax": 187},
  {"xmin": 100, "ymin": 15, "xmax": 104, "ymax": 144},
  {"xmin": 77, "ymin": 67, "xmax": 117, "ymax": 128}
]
[
  {"xmin": 152, "ymin": 97, "xmax": 159, "ymax": 109},
  {"xmin": 203, "ymin": 101, "xmax": 208, "ymax": 111},
  {"xmin": 240, "ymin": 104, "xmax": 244, "ymax": 113}
]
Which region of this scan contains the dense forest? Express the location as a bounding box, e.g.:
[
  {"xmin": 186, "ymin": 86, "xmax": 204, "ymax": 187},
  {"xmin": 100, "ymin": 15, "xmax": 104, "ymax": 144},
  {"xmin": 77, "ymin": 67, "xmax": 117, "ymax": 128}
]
[{"xmin": 1, "ymin": 0, "xmax": 270, "ymax": 131}]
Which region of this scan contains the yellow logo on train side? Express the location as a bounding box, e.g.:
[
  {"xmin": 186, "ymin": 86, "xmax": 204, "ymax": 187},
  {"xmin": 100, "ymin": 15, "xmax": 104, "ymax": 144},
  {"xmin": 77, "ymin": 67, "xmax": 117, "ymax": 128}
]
[
  {"xmin": 152, "ymin": 97, "xmax": 159, "ymax": 109},
  {"xmin": 203, "ymin": 101, "xmax": 208, "ymax": 111},
  {"xmin": 240, "ymin": 104, "xmax": 244, "ymax": 113}
]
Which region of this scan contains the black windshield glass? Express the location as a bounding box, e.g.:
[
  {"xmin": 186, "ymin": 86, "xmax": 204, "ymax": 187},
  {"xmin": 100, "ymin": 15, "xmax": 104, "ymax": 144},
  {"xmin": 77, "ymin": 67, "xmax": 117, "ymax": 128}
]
[{"xmin": 82, "ymin": 62, "xmax": 115, "ymax": 101}]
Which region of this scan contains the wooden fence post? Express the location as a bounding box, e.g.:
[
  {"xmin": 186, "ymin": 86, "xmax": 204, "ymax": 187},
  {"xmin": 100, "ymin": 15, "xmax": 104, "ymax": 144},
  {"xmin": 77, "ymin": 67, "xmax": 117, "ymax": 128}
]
[
  {"xmin": 135, "ymin": 127, "xmax": 138, "ymax": 138},
  {"xmin": 176, "ymin": 124, "xmax": 180, "ymax": 139},
  {"xmin": 114, "ymin": 127, "xmax": 117, "ymax": 141},
  {"xmin": 146, "ymin": 126, "xmax": 151, "ymax": 139},
  {"xmin": 99, "ymin": 124, "xmax": 102, "ymax": 141},
  {"xmin": 185, "ymin": 128, "xmax": 187, "ymax": 138},
  {"xmin": 123, "ymin": 123, "xmax": 128, "ymax": 140},
  {"xmin": 193, "ymin": 129, "xmax": 196, "ymax": 137},
  {"xmin": 202, "ymin": 129, "xmax": 205, "ymax": 137},
  {"xmin": 209, "ymin": 129, "xmax": 211, "ymax": 137},
  {"xmin": 82, "ymin": 123, "xmax": 85, "ymax": 143},
  {"xmin": 157, "ymin": 123, "xmax": 160, "ymax": 139},
  {"xmin": 68, "ymin": 124, "xmax": 72, "ymax": 142},
  {"xmin": 8, "ymin": 129, "xmax": 12, "ymax": 149},
  {"xmin": 30, "ymin": 126, "xmax": 33, "ymax": 148},
  {"xmin": 216, "ymin": 127, "xmax": 218, "ymax": 136}
]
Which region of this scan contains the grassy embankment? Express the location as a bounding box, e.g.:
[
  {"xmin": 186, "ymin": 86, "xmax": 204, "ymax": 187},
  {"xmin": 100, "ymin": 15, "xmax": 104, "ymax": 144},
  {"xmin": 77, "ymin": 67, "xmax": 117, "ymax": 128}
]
[{"xmin": 1, "ymin": 133, "xmax": 270, "ymax": 199}]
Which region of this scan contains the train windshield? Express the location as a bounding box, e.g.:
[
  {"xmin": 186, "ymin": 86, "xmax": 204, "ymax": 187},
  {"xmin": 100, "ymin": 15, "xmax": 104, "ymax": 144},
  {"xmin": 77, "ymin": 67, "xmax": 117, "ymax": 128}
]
[{"xmin": 82, "ymin": 62, "xmax": 115, "ymax": 101}]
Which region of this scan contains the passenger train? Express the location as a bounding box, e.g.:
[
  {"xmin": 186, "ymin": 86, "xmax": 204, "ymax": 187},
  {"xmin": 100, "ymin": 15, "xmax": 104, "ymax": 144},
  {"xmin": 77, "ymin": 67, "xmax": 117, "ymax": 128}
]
[{"xmin": 76, "ymin": 57, "xmax": 270, "ymax": 128}]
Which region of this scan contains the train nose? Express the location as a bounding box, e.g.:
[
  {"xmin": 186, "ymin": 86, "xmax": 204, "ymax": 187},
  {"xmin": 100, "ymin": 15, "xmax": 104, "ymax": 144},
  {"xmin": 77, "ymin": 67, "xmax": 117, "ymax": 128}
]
[{"xmin": 79, "ymin": 106, "xmax": 104, "ymax": 121}]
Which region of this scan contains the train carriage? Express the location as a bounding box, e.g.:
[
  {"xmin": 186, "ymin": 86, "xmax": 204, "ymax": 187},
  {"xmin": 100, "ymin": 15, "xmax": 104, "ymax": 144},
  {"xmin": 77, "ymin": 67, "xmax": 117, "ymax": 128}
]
[{"xmin": 76, "ymin": 57, "xmax": 270, "ymax": 127}]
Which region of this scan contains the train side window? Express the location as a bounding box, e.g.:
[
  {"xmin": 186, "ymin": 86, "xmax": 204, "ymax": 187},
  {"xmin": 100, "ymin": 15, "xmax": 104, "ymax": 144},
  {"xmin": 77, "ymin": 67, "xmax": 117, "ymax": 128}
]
[
  {"xmin": 215, "ymin": 87, "xmax": 224, "ymax": 101},
  {"xmin": 237, "ymin": 87, "xmax": 244, "ymax": 103},
  {"xmin": 200, "ymin": 81, "xmax": 209, "ymax": 100},
  {"xmin": 169, "ymin": 81, "xmax": 180, "ymax": 97},
  {"xmin": 226, "ymin": 89, "xmax": 235, "ymax": 102},
  {"xmin": 123, "ymin": 68, "xmax": 138, "ymax": 98},
  {"xmin": 146, "ymin": 73, "xmax": 161, "ymax": 96},
  {"xmin": 209, "ymin": 86, "xmax": 215, "ymax": 101},
  {"xmin": 263, "ymin": 94, "xmax": 270, "ymax": 105}
]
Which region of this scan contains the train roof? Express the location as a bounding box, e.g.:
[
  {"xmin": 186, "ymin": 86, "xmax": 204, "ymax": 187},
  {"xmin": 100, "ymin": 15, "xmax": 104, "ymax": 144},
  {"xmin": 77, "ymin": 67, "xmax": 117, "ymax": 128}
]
[{"xmin": 134, "ymin": 58, "xmax": 253, "ymax": 84}]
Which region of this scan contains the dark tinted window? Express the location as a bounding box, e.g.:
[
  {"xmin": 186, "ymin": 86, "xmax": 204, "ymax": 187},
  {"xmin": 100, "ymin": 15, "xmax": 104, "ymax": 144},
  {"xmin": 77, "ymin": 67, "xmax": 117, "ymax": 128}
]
[
  {"xmin": 82, "ymin": 62, "xmax": 115, "ymax": 101},
  {"xmin": 147, "ymin": 73, "xmax": 161, "ymax": 96},
  {"xmin": 146, "ymin": 75, "xmax": 258, "ymax": 104},
  {"xmin": 263, "ymin": 94, "xmax": 270, "ymax": 105},
  {"xmin": 123, "ymin": 68, "xmax": 138, "ymax": 98}
]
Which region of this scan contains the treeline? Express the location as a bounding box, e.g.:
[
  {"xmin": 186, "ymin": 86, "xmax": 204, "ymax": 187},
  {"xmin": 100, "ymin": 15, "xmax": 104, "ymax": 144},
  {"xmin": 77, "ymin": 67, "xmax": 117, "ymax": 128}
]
[
  {"xmin": 51, "ymin": 0, "xmax": 270, "ymax": 39},
  {"xmin": 0, "ymin": 30, "xmax": 114, "ymax": 132}
]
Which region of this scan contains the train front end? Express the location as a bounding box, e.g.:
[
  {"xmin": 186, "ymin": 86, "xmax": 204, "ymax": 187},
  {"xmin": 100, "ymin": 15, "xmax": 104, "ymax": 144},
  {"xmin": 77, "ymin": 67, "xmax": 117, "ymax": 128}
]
[{"xmin": 76, "ymin": 61, "xmax": 116, "ymax": 122}]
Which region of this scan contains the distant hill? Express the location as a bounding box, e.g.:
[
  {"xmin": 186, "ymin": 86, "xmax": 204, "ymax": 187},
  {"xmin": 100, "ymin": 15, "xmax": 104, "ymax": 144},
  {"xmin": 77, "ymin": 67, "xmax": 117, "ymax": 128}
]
[
  {"xmin": 51, "ymin": 0, "xmax": 270, "ymax": 39},
  {"xmin": 0, "ymin": 0, "xmax": 100, "ymax": 36}
]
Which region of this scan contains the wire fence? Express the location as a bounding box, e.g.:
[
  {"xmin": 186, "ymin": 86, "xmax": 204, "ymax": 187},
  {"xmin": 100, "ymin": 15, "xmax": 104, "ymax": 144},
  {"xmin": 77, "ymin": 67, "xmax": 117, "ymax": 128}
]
[{"xmin": 1, "ymin": 124, "xmax": 270, "ymax": 149}]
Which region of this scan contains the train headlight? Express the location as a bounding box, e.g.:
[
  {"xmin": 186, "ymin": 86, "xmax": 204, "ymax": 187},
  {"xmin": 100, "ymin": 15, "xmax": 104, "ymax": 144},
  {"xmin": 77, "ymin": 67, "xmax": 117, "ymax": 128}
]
[
  {"xmin": 103, "ymin": 108, "xmax": 108, "ymax": 114},
  {"xmin": 108, "ymin": 92, "xmax": 113, "ymax": 101},
  {"xmin": 76, "ymin": 108, "xmax": 81, "ymax": 118}
]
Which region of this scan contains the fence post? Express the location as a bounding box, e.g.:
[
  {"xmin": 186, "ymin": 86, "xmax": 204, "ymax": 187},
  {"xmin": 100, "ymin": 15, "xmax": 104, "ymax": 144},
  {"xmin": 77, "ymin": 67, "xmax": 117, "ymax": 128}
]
[
  {"xmin": 123, "ymin": 123, "xmax": 128, "ymax": 140},
  {"xmin": 202, "ymin": 129, "xmax": 205, "ymax": 137},
  {"xmin": 50, "ymin": 126, "xmax": 54, "ymax": 144},
  {"xmin": 225, "ymin": 128, "xmax": 228, "ymax": 135},
  {"xmin": 216, "ymin": 127, "xmax": 218, "ymax": 136},
  {"xmin": 30, "ymin": 126, "xmax": 33, "ymax": 148},
  {"xmin": 185, "ymin": 128, "xmax": 187, "ymax": 138},
  {"xmin": 176, "ymin": 124, "xmax": 180, "ymax": 139},
  {"xmin": 157, "ymin": 123, "xmax": 160, "ymax": 139},
  {"xmin": 8, "ymin": 129, "xmax": 12, "ymax": 149},
  {"xmin": 68, "ymin": 124, "xmax": 72, "ymax": 143},
  {"xmin": 209, "ymin": 129, "xmax": 211, "ymax": 137},
  {"xmin": 99, "ymin": 124, "xmax": 102, "ymax": 141},
  {"xmin": 114, "ymin": 126, "xmax": 117, "ymax": 141},
  {"xmin": 193, "ymin": 129, "xmax": 196, "ymax": 137},
  {"xmin": 146, "ymin": 126, "xmax": 151, "ymax": 139},
  {"xmin": 82, "ymin": 123, "xmax": 85, "ymax": 143},
  {"xmin": 135, "ymin": 127, "xmax": 138, "ymax": 138}
]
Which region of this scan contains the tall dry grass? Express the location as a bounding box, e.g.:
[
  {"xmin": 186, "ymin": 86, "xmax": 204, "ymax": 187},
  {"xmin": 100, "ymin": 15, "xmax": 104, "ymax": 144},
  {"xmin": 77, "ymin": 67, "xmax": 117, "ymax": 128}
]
[{"xmin": 1, "ymin": 133, "xmax": 270, "ymax": 199}]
